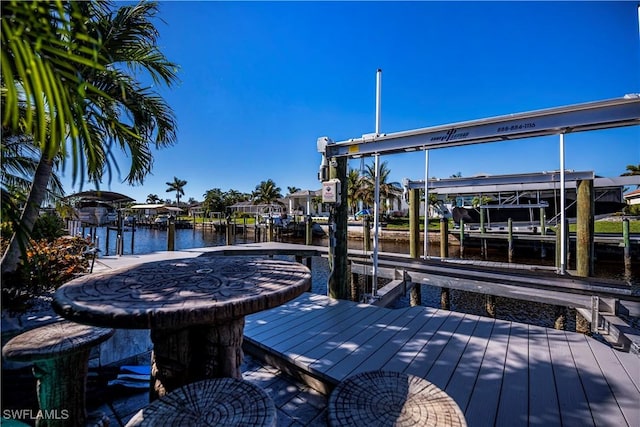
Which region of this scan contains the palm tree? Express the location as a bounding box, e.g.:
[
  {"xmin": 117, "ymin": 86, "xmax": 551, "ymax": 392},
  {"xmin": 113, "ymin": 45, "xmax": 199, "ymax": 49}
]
[
  {"xmin": 2, "ymin": 1, "xmax": 178, "ymax": 274},
  {"xmin": 621, "ymin": 164, "xmax": 640, "ymax": 176},
  {"xmin": 287, "ymin": 186, "xmax": 301, "ymax": 195},
  {"xmin": 146, "ymin": 194, "xmax": 162, "ymax": 204},
  {"xmin": 253, "ymin": 179, "xmax": 284, "ymax": 214},
  {"xmin": 1, "ymin": 1, "xmax": 105, "ymax": 156},
  {"xmin": 346, "ymin": 168, "xmax": 363, "ymax": 215},
  {"xmin": 361, "ymin": 161, "xmax": 403, "ymax": 213},
  {"xmin": 166, "ymin": 177, "xmax": 187, "ymax": 206}
]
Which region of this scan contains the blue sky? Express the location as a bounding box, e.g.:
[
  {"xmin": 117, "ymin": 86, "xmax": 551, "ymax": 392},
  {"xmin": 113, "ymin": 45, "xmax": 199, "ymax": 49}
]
[{"xmin": 64, "ymin": 1, "xmax": 640, "ymax": 204}]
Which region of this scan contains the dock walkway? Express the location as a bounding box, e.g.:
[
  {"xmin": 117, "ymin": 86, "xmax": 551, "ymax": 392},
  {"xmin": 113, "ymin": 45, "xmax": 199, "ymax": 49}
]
[
  {"xmin": 244, "ymin": 293, "xmax": 639, "ymax": 427},
  {"xmin": 88, "ymin": 245, "xmax": 639, "ymax": 425}
]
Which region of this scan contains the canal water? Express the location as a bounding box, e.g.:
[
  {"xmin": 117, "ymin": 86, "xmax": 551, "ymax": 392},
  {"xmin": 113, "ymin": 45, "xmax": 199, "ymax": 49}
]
[{"xmin": 88, "ymin": 226, "xmax": 638, "ymax": 331}]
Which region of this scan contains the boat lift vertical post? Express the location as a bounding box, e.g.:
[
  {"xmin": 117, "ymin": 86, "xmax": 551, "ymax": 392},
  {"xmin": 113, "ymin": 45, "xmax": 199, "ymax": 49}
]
[
  {"xmin": 424, "ymin": 149, "xmax": 429, "ymax": 259},
  {"xmin": 372, "ymin": 69, "xmax": 382, "ymax": 297},
  {"xmin": 559, "ymin": 133, "xmax": 567, "ymax": 274}
]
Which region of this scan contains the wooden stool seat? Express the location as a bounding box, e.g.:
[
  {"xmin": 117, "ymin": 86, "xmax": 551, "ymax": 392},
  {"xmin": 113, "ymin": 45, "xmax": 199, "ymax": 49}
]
[
  {"xmin": 328, "ymin": 370, "xmax": 467, "ymax": 427},
  {"xmin": 2, "ymin": 321, "xmax": 114, "ymax": 427},
  {"xmin": 125, "ymin": 378, "xmax": 276, "ymax": 426},
  {"xmin": 3, "ymin": 320, "xmax": 114, "ymax": 362}
]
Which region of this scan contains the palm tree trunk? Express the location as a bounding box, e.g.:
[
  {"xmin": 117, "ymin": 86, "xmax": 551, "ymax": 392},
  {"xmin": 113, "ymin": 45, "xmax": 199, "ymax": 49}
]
[{"xmin": 1, "ymin": 155, "xmax": 55, "ymax": 275}]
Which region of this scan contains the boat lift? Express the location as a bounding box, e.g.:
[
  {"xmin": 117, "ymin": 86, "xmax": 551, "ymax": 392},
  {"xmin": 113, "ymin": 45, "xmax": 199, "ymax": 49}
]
[{"xmin": 318, "ymin": 91, "xmax": 640, "ymax": 295}]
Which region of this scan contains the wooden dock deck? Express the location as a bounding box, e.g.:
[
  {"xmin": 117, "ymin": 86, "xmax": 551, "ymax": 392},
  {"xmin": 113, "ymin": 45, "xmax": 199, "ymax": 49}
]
[{"xmin": 244, "ymin": 293, "xmax": 639, "ymax": 427}]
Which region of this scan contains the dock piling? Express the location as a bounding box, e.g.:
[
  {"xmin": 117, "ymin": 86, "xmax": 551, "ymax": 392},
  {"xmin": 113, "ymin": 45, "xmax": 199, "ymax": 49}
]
[
  {"xmin": 623, "ymin": 218, "xmax": 631, "ymax": 280},
  {"xmin": 440, "ymin": 288, "xmax": 450, "ymax": 310},
  {"xmin": 576, "ymin": 179, "xmax": 594, "ymax": 277},
  {"xmin": 485, "ymin": 294, "xmax": 496, "ymax": 318},
  {"xmin": 508, "ymin": 218, "xmax": 513, "ymax": 263},
  {"xmin": 459, "ymin": 219, "xmax": 465, "ymax": 259},
  {"xmin": 440, "ymin": 218, "xmax": 448, "ymax": 259},
  {"xmin": 540, "ymin": 208, "xmax": 547, "ymax": 258},
  {"xmin": 305, "ymin": 215, "xmax": 312, "ymax": 245},
  {"xmin": 167, "ymin": 221, "xmax": 175, "ymax": 251}
]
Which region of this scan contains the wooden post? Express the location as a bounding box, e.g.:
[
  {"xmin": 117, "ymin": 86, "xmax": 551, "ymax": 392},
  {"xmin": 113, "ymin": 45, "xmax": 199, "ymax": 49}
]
[
  {"xmin": 363, "ymin": 216, "xmax": 371, "ymax": 252},
  {"xmin": 409, "ymin": 189, "xmax": 420, "ymax": 259},
  {"xmin": 440, "ymin": 288, "xmax": 450, "ymax": 310},
  {"xmin": 408, "ymin": 188, "xmax": 421, "ymax": 307},
  {"xmin": 267, "ymin": 217, "xmax": 273, "ymax": 242},
  {"xmin": 623, "ymin": 218, "xmax": 631, "ymax": 280},
  {"xmin": 440, "ymin": 218, "xmax": 448, "ymax": 258},
  {"xmin": 117, "ymin": 209, "xmax": 123, "ymax": 249},
  {"xmin": 116, "ymin": 233, "xmax": 122, "ymax": 256},
  {"xmin": 105, "ymin": 229, "xmax": 110, "ymax": 256},
  {"xmin": 351, "ymin": 272, "xmax": 361, "ymax": 302},
  {"xmin": 226, "ymin": 212, "xmax": 233, "ymax": 245},
  {"xmin": 480, "ymin": 207, "xmax": 487, "ymax": 259},
  {"xmin": 167, "ymin": 221, "xmax": 175, "ymax": 251},
  {"xmin": 555, "ymin": 224, "xmax": 560, "ymax": 270},
  {"xmin": 575, "ymin": 311, "xmax": 590, "ymax": 334},
  {"xmin": 485, "ymin": 294, "xmax": 496, "ymax": 318},
  {"xmin": 508, "ymin": 218, "xmax": 514, "ymax": 263},
  {"xmin": 459, "ymin": 218, "xmax": 465, "ymax": 259},
  {"xmin": 305, "ymin": 215, "xmax": 312, "ymax": 245},
  {"xmin": 555, "ymin": 220, "xmax": 569, "ymax": 272},
  {"xmin": 540, "ymin": 208, "xmax": 547, "ymax": 258},
  {"xmin": 576, "ymin": 179, "xmax": 594, "ymax": 276},
  {"xmin": 328, "ymin": 157, "xmax": 349, "ymax": 300},
  {"xmin": 554, "ymin": 306, "xmax": 567, "ymax": 330},
  {"xmin": 131, "ymin": 218, "xmax": 136, "ymax": 254}
]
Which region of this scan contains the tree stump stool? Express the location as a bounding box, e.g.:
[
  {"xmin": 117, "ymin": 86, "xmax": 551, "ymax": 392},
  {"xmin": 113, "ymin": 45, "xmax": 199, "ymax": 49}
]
[
  {"xmin": 328, "ymin": 371, "xmax": 467, "ymax": 427},
  {"xmin": 2, "ymin": 321, "xmax": 114, "ymax": 427},
  {"xmin": 125, "ymin": 377, "xmax": 276, "ymax": 426}
]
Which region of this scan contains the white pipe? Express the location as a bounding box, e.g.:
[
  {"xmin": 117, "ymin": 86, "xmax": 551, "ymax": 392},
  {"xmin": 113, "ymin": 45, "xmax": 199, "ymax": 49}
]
[
  {"xmin": 423, "ymin": 149, "xmax": 429, "ymax": 259},
  {"xmin": 372, "ymin": 69, "xmax": 382, "ymax": 297},
  {"xmin": 376, "ymin": 69, "xmax": 382, "ymax": 135},
  {"xmin": 559, "ymin": 133, "xmax": 566, "ymax": 274}
]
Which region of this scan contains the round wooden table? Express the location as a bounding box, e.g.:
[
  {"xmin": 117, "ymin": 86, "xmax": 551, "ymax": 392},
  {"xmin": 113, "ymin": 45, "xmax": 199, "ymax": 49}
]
[{"xmin": 53, "ymin": 256, "xmax": 311, "ymax": 400}]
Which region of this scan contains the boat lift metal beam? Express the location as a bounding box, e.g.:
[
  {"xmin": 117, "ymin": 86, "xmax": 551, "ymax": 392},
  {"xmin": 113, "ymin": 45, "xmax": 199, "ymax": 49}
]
[
  {"xmin": 403, "ymin": 174, "xmax": 640, "ymax": 194},
  {"xmin": 319, "ymin": 94, "xmax": 639, "ymax": 282},
  {"xmin": 324, "ymin": 95, "xmax": 640, "ymax": 159}
]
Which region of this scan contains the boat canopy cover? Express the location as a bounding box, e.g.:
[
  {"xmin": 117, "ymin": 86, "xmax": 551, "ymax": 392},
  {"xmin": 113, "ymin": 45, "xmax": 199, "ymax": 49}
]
[
  {"xmin": 63, "ymin": 190, "xmax": 134, "ymax": 204},
  {"xmin": 130, "ymin": 204, "xmax": 183, "ymax": 213}
]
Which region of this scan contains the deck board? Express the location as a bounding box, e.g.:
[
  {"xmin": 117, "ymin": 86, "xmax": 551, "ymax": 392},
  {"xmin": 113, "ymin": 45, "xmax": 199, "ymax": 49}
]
[
  {"xmin": 443, "ymin": 315, "xmax": 495, "ymax": 413},
  {"xmin": 495, "ymin": 322, "xmax": 529, "ymax": 427},
  {"xmin": 317, "ymin": 307, "xmax": 423, "ymax": 379},
  {"xmin": 463, "ymin": 319, "xmax": 511, "ymax": 426},
  {"xmin": 585, "ymin": 336, "xmax": 640, "ymax": 426},
  {"xmin": 527, "ymin": 325, "xmax": 561, "ymax": 427},
  {"xmin": 613, "ymin": 348, "xmax": 640, "ymax": 392},
  {"xmin": 244, "ymin": 293, "xmax": 640, "ymax": 427},
  {"xmin": 290, "ymin": 305, "xmax": 402, "ymax": 366},
  {"xmin": 381, "ymin": 307, "xmax": 449, "ymax": 374},
  {"xmin": 565, "ymin": 331, "xmax": 628, "ymax": 427},
  {"xmin": 546, "ymin": 328, "xmax": 595, "ymax": 427},
  {"xmin": 422, "ymin": 313, "xmax": 479, "ymax": 389},
  {"xmin": 309, "ymin": 307, "xmax": 414, "ymax": 374},
  {"xmin": 344, "ymin": 307, "xmax": 440, "ymax": 377},
  {"xmin": 401, "ymin": 311, "xmax": 464, "ymax": 380}
]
